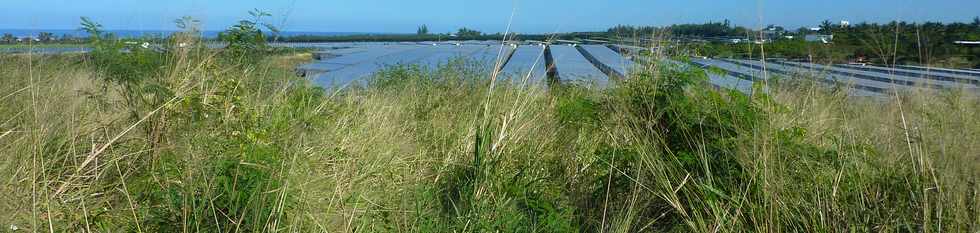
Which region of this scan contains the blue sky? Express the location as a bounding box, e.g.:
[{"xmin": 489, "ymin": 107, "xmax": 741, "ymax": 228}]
[{"xmin": 2, "ymin": 0, "xmax": 978, "ymax": 33}]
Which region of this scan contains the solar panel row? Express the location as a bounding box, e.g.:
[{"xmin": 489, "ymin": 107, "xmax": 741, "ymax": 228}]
[
  {"xmin": 548, "ymin": 45, "xmax": 608, "ymax": 87},
  {"xmin": 896, "ymin": 65, "xmax": 980, "ymax": 78},
  {"xmin": 300, "ymin": 43, "xmax": 644, "ymax": 88},
  {"xmin": 579, "ymin": 45, "xmax": 634, "ymax": 78},
  {"xmin": 691, "ymin": 58, "xmax": 979, "ymax": 97},
  {"xmin": 310, "ymin": 45, "xmax": 510, "ymax": 88},
  {"xmin": 499, "ymin": 45, "xmax": 549, "ymax": 84}
]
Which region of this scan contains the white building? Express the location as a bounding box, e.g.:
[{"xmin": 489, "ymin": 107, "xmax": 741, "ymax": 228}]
[{"xmin": 805, "ymin": 34, "xmax": 834, "ymax": 44}]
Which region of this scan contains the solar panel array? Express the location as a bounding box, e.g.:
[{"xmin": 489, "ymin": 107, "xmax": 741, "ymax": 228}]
[
  {"xmin": 294, "ymin": 41, "xmax": 980, "ymax": 96},
  {"xmin": 309, "ymin": 45, "xmax": 508, "ymax": 88},
  {"xmin": 298, "ymin": 42, "xmax": 644, "ymax": 88},
  {"xmin": 689, "ymin": 58, "xmax": 979, "ymax": 97}
]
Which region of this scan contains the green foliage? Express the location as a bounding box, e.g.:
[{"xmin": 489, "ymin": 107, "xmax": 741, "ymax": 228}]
[
  {"xmin": 554, "ymin": 85, "xmax": 601, "ymax": 127},
  {"xmin": 218, "ymin": 9, "xmax": 278, "ymax": 62},
  {"xmin": 617, "ymin": 62, "xmax": 761, "ymax": 187},
  {"xmin": 80, "ymin": 16, "xmax": 170, "ymax": 121},
  {"xmin": 456, "ymin": 27, "xmax": 483, "ymax": 37},
  {"xmin": 609, "ymin": 20, "xmax": 751, "ymax": 37},
  {"xmin": 830, "ymin": 20, "xmax": 980, "ymax": 67},
  {"xmin": 369, "ymin": 57, "xmax": 490, "ymax": 91},
  {"xmin": 368, "ymin": 64, "xmax": 429, "ymax": 89},
  {"xmin": 62, "ymin": 15, "xmax": 299, "ymax": 232},
  {"xmin": 668, "ymin": 19, "xmax": 980, "ymax": 68},
  {"xmin": 617, "ymin": 18, "xmax": 980, "ymax": 68},
  {"xmin": 4, "ymin": 34, "xmax": 979, "ymax": 232}
]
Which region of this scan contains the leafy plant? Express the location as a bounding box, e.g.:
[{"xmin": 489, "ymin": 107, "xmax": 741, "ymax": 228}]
[
  {"xmin": 80, "ymin": 16, "xmax": 169, "ymax": 120},
  {"xmin": 218, "ymin": 9, "xmax": 279, "ymax": 62}
]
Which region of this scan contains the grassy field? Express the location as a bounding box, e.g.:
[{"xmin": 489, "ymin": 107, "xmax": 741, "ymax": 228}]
[{"xmin": 1, "ymin": 37, "xmax": 978, "ymax": 232}]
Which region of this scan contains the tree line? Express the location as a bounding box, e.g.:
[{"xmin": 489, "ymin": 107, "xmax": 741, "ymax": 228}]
[
  {"xmin": 825, "ymin": 18, "xmax": 980, "ymax": 67},
  {"xmin": 624, "ymin": 18, "xmax": 980, "ymax": 68},
  {"xmin": 608, "ymin": 20, "xmax": 754, "ymax": 38}
]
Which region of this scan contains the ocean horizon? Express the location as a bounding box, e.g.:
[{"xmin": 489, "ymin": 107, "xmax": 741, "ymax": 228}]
[{"xmin": 0, "ymin": 29, "xmax": 388, "ymax": 38}]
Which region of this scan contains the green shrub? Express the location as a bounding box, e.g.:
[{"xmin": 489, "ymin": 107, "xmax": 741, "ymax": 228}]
[{"xmin": 218, "ymin": 9, "xmax": 279, "ymax": 63}]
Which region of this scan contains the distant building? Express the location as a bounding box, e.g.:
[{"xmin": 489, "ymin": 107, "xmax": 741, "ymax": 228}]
[
  {"xmin": 805, "ymin": 34, "xmax": 834, "ymax": 44},
  {"xmin": 15, "ymin": 37, "xmax": 40, "ymax": 42}
]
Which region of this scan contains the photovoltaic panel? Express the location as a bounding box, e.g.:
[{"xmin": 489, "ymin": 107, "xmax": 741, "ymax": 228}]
[
  {"xmin": 500, "ymin": 45, "xmax": 548, "ymax": 84},
  {"xmin": 549, "ymin": 45, "xmax": 608, "ymax": 86},
  {"xmin": 579, "ymin": 45, "xmax": 634, "ymax": 77}
]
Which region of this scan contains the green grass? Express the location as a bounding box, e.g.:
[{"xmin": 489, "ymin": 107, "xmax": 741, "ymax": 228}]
[{"xmin": 1, "ymin": 36, "xmax": 978, "ymax": 232}]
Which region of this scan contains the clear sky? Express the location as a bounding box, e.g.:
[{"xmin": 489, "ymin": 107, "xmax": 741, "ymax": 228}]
[{"xmin": 2, "ymin": 0, "xmax": 978, "ymax": 33}]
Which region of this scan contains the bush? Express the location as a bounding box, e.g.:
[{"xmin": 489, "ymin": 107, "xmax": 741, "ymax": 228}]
[{"xmin": 218, "ymin": 9, "xmax": 279, "ymax": 63}]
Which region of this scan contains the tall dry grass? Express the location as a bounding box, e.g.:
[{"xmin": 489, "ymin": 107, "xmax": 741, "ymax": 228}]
[{"xmin": 1, "ymin": 38, "xmax": 978, "ymax": 232}]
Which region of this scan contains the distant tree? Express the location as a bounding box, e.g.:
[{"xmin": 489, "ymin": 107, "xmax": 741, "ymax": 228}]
[
  {"xmin": 1, "ymin": 33, "xmax": 14, "ymax": 44},
  {"xmin": 820, "ymin": 20, "xmax": 834, "ymax": 33},
  {"xmin": 456, "ymin": 27, "xmax": 482, "ymax": 37},
  {"xmin": 608, "ymin": 24, "xmax": 638, "ymax": 35},
  {"xmin": 417, "ymin": 24, "xmax": 429, "ymax": 35},
  {"xmin": 37, "ymin": 32, "xmax": 54, "ymax": 42},
  {"xmin": 973, "ymin": 17, "xmax": 980, "ymax": 28},
  {"xmin": 607, "ymin": 21, "xmax": 774, "ymax": 38},
  {"xmin": 218, "ymin": 9, "xmax": 277, "ymax": 61},
  {"xmin": 667, "ymin": 21, "xmax": 745, "ymax": 37}
]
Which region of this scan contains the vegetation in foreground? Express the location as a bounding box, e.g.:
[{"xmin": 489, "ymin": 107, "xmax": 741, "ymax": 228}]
[{"xmin": 2, "ymin": 18, "xmax": 979, "ymax": 233}]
